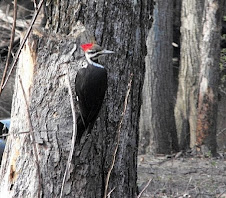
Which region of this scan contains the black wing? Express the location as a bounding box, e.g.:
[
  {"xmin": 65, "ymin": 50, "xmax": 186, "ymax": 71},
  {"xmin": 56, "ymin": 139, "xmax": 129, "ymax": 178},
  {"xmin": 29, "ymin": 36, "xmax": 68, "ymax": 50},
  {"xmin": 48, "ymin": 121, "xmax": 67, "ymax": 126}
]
[{"xmin": 75, "ymin": 66, "xmax": 107, "ymax": 140}]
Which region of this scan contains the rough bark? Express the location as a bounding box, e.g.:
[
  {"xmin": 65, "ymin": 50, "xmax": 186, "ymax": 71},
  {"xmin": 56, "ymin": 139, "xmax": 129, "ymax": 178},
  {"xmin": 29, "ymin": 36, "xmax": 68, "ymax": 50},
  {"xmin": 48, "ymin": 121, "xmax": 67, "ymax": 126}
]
[
  {"xmin": 0, "ymin": 1, "xmax": 153, "ymax": 198},
  {"xmin": 0, "ymin": 33, "xmax": 39, "ymax": 197},
  {"xmin": 196, "ymin": 0, "xmax": 223, "ymax": 156},
  {"xmin": 139, "ymin": 0, "xmax": 178, "ymax": 154},
  {"xmin": 175, "ymin": 0, "xmax": 205, "ymax": 150}
]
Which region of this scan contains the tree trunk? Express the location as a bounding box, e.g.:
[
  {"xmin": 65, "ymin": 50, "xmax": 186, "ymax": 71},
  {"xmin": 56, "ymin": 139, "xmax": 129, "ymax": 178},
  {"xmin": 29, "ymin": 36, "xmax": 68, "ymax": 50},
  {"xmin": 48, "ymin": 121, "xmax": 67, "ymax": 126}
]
[
  {"xmin": 0, "ymin": 75, "xmax": 14, "ymax": 119},
  {"xmin": 172, "ymin": 0, "xmax": 181, "ymax": 92},
  {"xmin": 196, "ymin": 0, "xmax": 223, "ymax": 156},
  {"xmin": 175, "ymin": 0, "xmax": 205, "ymax": 150},
  {"xmin": 139, "ymin": 0, "xmax": 178, "ymax": 154},
  {"xmin": 0, "ymin": 1, "xmax": 153, "ymax": 198}
]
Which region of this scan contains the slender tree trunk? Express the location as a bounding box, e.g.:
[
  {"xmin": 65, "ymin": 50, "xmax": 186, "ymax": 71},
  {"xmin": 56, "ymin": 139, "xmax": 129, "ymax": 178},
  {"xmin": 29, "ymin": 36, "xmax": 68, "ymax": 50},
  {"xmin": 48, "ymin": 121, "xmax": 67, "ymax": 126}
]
[
  {"xmin": 139, "ymin": 0, "xmax": 178, "ymax": 154},
  {"xmin": 0, "ymin": 1, "xmax": 153, "ymax": 197},
  {"xmin": 196, "ymin": 0, "xmax": 223, "ymax": 156},
  {"xmin": 175, "ymin": 0, "xmax": 204, "ymax": 150},
  {"xmin": 172, "ymin": 0, "xmax": 181, "ymax": 93}
]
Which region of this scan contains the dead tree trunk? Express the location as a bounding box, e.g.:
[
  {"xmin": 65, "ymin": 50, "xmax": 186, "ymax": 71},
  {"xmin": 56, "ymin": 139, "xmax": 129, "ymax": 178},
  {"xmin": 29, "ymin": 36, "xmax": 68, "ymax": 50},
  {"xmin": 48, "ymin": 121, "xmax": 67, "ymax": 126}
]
[
  {"xmin": 139, "ymin": 0, "xmax": 178, "ymax": 154},
  {"xmin": 175, "ymin": 0, "xmax": 205, "ymax": 150},
  {"xmin": 0, "ymin": 1, "xmax": 153, "ymax": 197},
  {"xmin": 196, "ymin": 0, "xmax": 223, "ymax": 156}
]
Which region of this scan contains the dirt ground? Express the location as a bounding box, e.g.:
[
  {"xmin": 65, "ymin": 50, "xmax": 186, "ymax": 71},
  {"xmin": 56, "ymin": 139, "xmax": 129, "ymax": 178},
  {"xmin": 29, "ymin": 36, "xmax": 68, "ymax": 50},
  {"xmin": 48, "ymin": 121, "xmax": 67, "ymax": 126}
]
[{"xmin": 137, "ymin": 152, "xmax": 226, "ymax": 198}]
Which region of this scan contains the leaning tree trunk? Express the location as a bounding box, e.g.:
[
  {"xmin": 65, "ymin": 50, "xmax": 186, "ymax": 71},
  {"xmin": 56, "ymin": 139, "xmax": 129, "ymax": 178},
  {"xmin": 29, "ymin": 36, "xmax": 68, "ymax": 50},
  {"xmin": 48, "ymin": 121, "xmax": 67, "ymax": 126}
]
[
  {"xmin": 139, "ymin": 0, "xmax": 178, "ymax": 154},
  {"xmin": 175, "ymin": 0, "xmax": 205, "ymax": 150},
  {"xmin": 0, "ymin": 1, "xmax": 153, "ymax": 198},
  {"xmin": 196, "ymin": 0, "xmax": 223, "ymax": 156}
]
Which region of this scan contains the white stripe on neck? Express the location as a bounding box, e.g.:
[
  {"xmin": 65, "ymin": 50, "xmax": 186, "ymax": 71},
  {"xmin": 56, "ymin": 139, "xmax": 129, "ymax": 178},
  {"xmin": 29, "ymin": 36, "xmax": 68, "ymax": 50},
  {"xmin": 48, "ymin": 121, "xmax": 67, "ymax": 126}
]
[{"xmin": 85, "ymin": 53, "xmax": 104, "ymax": 68}]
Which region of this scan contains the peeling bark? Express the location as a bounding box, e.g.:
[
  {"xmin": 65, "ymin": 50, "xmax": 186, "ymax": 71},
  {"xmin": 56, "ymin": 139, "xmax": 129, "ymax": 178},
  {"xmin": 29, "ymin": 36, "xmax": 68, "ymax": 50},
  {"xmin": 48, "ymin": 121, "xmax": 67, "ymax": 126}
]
[
  {"xmin": 196, "ymin": 0, "xmax": 223, "ymax": 156},
  {"xmin": 175, "ymin": 0, "xmax": 205, "ymax": 150}
]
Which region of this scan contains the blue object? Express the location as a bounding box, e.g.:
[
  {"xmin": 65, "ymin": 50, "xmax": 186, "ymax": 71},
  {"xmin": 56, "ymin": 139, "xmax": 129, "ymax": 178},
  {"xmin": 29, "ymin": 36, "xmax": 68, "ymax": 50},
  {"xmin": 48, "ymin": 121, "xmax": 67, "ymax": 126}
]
[
  {"xmin": 0, "ymin": 138, "xmax": 6, "ymax": 164},
  {"xmin": 0, "ymin": 119, "xmax": 10, "ymax": 129}
]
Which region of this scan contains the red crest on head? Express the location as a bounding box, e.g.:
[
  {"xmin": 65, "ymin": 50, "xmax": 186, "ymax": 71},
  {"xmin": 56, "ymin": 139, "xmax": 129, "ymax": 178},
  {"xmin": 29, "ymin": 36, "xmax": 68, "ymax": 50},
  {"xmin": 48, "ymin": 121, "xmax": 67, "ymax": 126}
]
[{"xmin": 81, "ymin": 43, "xmax": 94, "ymax": 52}]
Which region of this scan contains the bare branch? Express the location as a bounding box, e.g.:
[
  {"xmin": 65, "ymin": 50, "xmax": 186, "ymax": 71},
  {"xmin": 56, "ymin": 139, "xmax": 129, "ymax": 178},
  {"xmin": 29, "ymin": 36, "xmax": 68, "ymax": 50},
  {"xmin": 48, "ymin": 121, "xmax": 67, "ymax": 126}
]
[
  {"xmin": 107, "ymin": 187, "xmax": 115, "ymax": 198},
  {"xmin": 103, "ymin": 74, "xmax": 133, "ymax": 198},
  {"xmin": 18, "ymin": 75, "xmax": 42, "ymax": 198},
  {"xmin": 1, "ymin": 0, "xmax": 45, "ymax": 92},
  {"xmin": 0, "ymin": 0, "xmax": 17, "ymax": 96},
  {"xmin": 59, "ymin": 65, "xmax": 77, "ymax": 198},
  {"xmin": 0, "ymin": 10, "xmax": 30, "ymax": 28},
  {"xmin": 33, "ymin": 0, "xmax": 38, "ymax": 10}
]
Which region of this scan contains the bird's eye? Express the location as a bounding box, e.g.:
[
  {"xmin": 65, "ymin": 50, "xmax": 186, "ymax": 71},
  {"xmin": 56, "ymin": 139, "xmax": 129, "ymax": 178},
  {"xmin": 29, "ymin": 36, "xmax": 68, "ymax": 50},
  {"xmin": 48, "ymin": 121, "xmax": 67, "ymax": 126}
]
[{"xmin": 88, "ymin": 50, "xmax": 97, "ymax": 54}]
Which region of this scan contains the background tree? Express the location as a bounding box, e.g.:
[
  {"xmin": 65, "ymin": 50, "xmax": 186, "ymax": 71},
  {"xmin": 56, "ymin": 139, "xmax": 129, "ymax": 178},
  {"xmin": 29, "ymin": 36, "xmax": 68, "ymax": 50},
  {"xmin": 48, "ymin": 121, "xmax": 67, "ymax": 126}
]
[
  {"xmin": 139, "ymin": 0, "xmax": 178, "ymax": 154},
  {"xmin": 175, "ymin": 0, "xmax": 224, "ymax": 154},
  {"xmin": 196, "ymin": 0, "xmax": 224, "ymax": 155},
  {"xmin": 0, "ymin": 1, "xmax": 153, "ymax": 198},
  {"xmin": 175, "ymin": 0, "xmax": 205, "ymax": 150}
]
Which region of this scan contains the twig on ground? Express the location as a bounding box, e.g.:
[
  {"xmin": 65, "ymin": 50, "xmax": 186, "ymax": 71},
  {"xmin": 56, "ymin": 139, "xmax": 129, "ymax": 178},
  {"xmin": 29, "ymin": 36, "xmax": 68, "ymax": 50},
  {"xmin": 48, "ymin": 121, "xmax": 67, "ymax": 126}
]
[
  {"xmin": 1, "ymin": 0, "xmax": 45, "ymax": 92},
  {"xmin": 103, "ymin": 74, "xmax": 133, "ymax": 198},
  {"xmin": 217, "ymin": 189, "xmax": 226, "ymax": 198},
  {"xmin": 217, "ymin": 127, "xmax": 226, "ymax": 137},
  {"xmin": 185, "ymin": 176, "xmax": 192, "ymax": 193},
  {"xmin": 18, "ymin": 75, "xmax": 41, "ymax": 198},
  {"xmin": 0, "ymin": 0, "xmax": 17, "ymax": 96},
  {"xmin": 137, "ymin": 178, "xmax": 153, "ymax": 198},
  {"xmin": 59, "ymin": 66, "xmax": 77, "ymax": 198}
]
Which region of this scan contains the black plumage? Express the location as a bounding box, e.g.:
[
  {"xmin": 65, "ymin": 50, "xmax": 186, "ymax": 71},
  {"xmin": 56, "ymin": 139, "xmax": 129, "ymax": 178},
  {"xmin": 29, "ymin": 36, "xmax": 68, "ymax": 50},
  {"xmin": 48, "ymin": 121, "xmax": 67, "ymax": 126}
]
[
  {"xmin": 75, "ymin": 63, "xmax": 107, "ymax": 141},
  {"xmin": 75, "ymin": 43, "xmax": 114, "ymax": 142}
]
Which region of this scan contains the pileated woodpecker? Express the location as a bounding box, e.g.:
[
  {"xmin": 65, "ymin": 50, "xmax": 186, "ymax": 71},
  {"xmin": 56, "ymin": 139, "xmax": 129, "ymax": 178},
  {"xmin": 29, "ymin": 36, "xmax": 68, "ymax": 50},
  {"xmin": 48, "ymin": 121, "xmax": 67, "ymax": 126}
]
[{"xmin": 75, "ymin": 43, "xmax": 114, "ymax": 141}]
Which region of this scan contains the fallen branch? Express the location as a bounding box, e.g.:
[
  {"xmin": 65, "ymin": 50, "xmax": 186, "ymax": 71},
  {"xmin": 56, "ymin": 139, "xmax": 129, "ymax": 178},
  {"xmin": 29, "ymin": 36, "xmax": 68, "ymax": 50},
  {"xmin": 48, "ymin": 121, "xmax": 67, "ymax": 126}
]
[
  {"xmin": 184, "ymin": 176, "xmax": 192, "ymax": 195},
  {"xmin": 217, "ymin": 189, "xmax": 226, "ymax": 198}
]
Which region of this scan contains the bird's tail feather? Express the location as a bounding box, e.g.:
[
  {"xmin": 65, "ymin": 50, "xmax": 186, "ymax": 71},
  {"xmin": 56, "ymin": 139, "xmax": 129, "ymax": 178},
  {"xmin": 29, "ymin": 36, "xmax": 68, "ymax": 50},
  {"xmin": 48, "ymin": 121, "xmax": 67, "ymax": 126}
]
[
  {"xmin": 76, "ymin": 115, "xmax": 97, "ymax": 143},
  {"xmin": 77, "ymin": 115, "xmax": 87, "ymax": 142}
]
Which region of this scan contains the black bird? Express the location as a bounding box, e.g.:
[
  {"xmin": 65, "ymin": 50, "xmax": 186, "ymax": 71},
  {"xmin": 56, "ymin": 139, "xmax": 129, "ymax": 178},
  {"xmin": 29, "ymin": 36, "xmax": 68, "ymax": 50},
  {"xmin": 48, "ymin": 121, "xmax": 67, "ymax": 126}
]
[{"xmin": 75, "ymin": 43, "xmax": 114, "ymax": 141}]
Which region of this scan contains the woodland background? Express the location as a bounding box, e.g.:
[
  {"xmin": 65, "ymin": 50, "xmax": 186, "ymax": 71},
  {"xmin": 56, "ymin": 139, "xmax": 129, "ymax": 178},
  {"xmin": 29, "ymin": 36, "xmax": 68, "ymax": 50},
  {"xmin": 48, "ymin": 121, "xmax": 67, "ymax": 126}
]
[{"xmin": 0, "ymin": 0, "xmax": 225, "ymax": 197}]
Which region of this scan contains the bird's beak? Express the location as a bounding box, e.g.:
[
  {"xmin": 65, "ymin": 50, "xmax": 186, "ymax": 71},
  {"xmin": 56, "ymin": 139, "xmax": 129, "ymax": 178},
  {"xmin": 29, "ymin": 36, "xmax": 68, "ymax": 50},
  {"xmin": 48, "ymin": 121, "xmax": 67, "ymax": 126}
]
[{"xmin": 101, "ymin": 49, "xmax": 115, "ymax": 54}]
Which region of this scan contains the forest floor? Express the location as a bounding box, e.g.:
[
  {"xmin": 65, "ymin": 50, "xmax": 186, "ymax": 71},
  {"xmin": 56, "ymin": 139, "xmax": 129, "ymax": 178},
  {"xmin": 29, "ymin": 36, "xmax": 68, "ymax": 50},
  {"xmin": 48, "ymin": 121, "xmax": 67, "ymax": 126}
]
[{"xmin": 137, "ymin": 152, "xmax": 226, "ymax": 198}]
